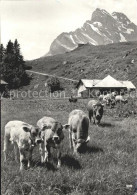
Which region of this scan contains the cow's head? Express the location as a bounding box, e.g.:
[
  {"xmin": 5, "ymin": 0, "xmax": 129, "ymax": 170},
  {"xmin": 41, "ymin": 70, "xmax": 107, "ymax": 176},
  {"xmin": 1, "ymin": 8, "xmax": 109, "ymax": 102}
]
[
  {"xmin": 42, "ymin": 122, "xmax": 70, "ymax": 147},
  {"xmin": 93, "ymin": 103, "xmax": 104, "ymax": 121},
  {"xmin": 74, "ymin": 136, "xmax": 90, "ymax": 151},
  {"xmin": 23, "ymin": 125, "xmax": 42, "ymax": 145}
]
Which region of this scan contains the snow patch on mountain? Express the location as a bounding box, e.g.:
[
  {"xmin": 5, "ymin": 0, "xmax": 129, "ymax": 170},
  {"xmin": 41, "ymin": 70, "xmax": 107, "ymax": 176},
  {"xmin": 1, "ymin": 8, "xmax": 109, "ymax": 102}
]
[
  {"xmin": 81, "ymin": 32, "xmax": 97, "ymax": 45},
  {"xmin": 120, "ymin": 33, "xmax": 126, "ymax": 42},
  {"xmin": 86, "ymin": 23, "xmax": 102, "ymax": 35},
  {"xmin": 46, "ymin": 8, "xmax": 137, "ymax": 56},
  {"xmin": 126, "ymin": 28, "xmax": 134, "ymax": 34},
  {"xmin": 93, "ymin": 22, "xmax": 102, "ymax": 27},
  {"xmin": 69, "ymin": 35, "xmax": 76, "ymax": 45}
]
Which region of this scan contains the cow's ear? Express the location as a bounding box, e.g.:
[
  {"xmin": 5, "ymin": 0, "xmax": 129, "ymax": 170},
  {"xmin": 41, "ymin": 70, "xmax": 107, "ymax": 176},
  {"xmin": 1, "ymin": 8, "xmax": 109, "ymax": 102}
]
[
  {"xmin": 63, "ymin": 124, "xmax": 70, "ymax": 130},
  {"xmin": 85, "ymin": 136, "xmax": 90, "ymax": 143},
  {"xmin": 23, "ymin": 126, "xmax": 31, "ymax": 132}
]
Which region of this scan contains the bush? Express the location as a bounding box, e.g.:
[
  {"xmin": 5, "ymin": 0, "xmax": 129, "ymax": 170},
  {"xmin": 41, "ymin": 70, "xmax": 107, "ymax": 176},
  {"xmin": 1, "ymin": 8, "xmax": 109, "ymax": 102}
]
[{"xmin": 47, "ymin": 76, "xmax": 63, "ymax": 93}]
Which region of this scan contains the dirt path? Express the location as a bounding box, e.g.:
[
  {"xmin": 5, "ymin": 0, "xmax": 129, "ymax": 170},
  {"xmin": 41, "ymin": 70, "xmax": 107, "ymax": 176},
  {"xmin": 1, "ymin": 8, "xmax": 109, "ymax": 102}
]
[{"xmin": 26, "ymin": 70, "xmax": 78, "ymax": 82}]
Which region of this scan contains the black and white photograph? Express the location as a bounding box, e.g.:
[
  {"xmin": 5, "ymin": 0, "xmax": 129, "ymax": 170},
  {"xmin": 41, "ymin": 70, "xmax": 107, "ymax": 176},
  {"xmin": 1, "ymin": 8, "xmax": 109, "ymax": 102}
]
[{"xmin": 1, "ymin": 0, "xmax": 137, "ymax": 194}]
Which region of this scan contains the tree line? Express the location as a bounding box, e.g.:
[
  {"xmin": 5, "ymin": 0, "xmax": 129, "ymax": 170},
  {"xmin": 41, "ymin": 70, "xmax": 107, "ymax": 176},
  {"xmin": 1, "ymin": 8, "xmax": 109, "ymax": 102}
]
[{"xmin": 0, "ymin": 39, "xmax": 30, "ymax": 89}]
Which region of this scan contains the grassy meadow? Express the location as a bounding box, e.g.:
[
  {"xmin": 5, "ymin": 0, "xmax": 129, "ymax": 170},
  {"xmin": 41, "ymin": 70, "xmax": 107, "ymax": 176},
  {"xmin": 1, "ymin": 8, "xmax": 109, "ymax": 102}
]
[{"xmin": 1, "ymin": 98, "xmax": 137, "ymax": 195}]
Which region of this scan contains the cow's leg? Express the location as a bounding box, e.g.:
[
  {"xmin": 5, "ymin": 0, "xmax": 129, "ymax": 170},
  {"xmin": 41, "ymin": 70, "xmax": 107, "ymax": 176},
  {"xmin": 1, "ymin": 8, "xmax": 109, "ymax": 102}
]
[
  {"xmin": 44, "ymin": 144, "xmax": 50, "ymax": 163},
  {"xmin": 88, "ymin": 111, "xmax": 91, "ymax": 122},
  {"xmin": 39, "ymin": 143, "xmax": 45, "ymax": 163},
  {"xmin": 74, "ymin": 145, "xmax": 79, "ymax": 156},
  {"xmin": 97, "ymin": 119, "xmax": 100, "ymax": 126},
  {"xmin": 19, "ymin": 148, "xmax": 25, "ymax": 171},
  {"xmin": 93, "ymin": 115, "xmax": 96, "ymax": 124},
  {"xmin": 57, "ymin": 147, "xmax": 61, "ymax": 169},
  {"xmin": 72, "ymin": 139, "xmax": 78, "ymax": 155},
  {"xmin": 27, "ymin": 149, "xmax": 33, "ymax": 168},
  {"xmin": 71, "ymin": 133, "xmax": 76, "ymax": 154},
  {"xmin": 69, "ymin": 131, "xmax": 73, "ymax": 150},
  {"xmin": 3, "ymin": 135, "xmax": 9, "ymax": 162},
  {"xmin": 14, "ymin": 143, "xmax": 18, "ymax": 162}
]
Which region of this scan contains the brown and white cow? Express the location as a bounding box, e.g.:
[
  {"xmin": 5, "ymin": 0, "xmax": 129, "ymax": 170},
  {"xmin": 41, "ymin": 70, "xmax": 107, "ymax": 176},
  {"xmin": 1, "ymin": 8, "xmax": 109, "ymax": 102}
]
[
  {"xmin": 37, "ymin": 117, "xmax": 69, "ymax": 168},
  {"xmin": 3, "ymin": 121, "xmax": 42, "ymax": 171},
  {"xmin": 67, "ymin": 110, "xmax": 90, "ymax": 155},
  {"xmin": 87, "ymin": 100, "xmax": 104, "ymax": 125}
]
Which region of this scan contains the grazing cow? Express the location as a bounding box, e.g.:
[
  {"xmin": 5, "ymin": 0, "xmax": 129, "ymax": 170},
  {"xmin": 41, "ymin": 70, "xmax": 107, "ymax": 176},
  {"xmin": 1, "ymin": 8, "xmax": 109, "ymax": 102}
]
[
  {"xmin": 115, "ymin": 95, "xmax": 128, "ymax": 104},
  {"xmin": 87, "ymin": 100, "xmax": 104, "ymax": 124},
  {"xmin": 110, "ymin": 98, "xmax": 116, "ymax": 108},
  {"xmin": 111, "ymin": 91, "xmax": 117, "ymax": 97},
  {"xmin": 102, "ymin": 93, "xmax": 116, "ymax": 108},
  {"xmin": 67, "ymin": 110, "xmax": 90, "ymax": 155},
  {"xmin": 3, "ymin": 121, "xmax": 42, "ymax": 171},
  {"xmin": 103, "ymin": 94, "xmax": 112, "ymax": 105},
  {"xmin": 69, "ymin": 96, "xmax": 78, "ymax": 103},
  {"xmin": 37, "ymin": 117, "xmax": 69, "ymax": 168},
  {"xmin": 98, "ymin": 94, "xmax": 104, "ymax": 101}
]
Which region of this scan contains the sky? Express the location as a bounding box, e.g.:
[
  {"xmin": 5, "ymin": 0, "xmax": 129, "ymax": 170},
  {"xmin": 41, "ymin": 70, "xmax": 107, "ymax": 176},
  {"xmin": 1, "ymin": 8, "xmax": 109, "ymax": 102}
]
[{"xmin": 1, "ymin": 0, "xmax": 137, "ymax": 60}]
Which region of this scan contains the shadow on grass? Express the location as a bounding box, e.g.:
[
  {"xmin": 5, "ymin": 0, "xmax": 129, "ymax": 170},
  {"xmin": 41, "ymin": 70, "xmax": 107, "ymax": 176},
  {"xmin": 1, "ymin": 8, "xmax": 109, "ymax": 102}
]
[
  {"xmin": 61, "ymin": 154, "xmax": 81, "ymax": 170},
  {"xmin": 99, "ymin": 122, "xmax": 113, "ymax": 127},
  {"xmin": 79, "ymin": 145, "xmax": 104, "ymax": 154},
  {"xmin": 31, "ymin": 160, "xmax": 57, "ymax": 171}
]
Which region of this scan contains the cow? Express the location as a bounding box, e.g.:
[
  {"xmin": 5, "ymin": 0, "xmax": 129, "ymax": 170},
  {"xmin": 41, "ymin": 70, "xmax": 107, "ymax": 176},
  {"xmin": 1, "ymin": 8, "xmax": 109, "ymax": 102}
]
[
  {"xmin": 111, "ymin": 91, "xmax": 117, "ymax": 97},
  {"xmin": 69, "ymin": 96, "xmax": 78, "ymax": 103},
  {"xmin": 98, "ymin": 94, "xmax": 104, "ymax": 101},
  {"xmin": 110, "ymin": 98, "xmax": 116, "ymax": 108},
  {"xmin": 67, "ymin": 109, "xmax": 90, "ymax": 155},
  {"xmin": 102, "ymin": 93, "xmax": 116, "ymax": 108},
  {"xmin": 37, "ymin": 117, "xmax": 69, "ymax": 168},
  {"xmin": 102, "ymin": 94, "xmax": 112, "ymax": 105},
  {"xmin": 3, "ymin": 121, "xmax": 42, "ymax": 171},
  {"xmin": 87, "ymin": 100, "xmax": 104, "ymax": 125},
  {"xmin": 115, "ymin": 95, "xmax": 128, "ymax": 104}
]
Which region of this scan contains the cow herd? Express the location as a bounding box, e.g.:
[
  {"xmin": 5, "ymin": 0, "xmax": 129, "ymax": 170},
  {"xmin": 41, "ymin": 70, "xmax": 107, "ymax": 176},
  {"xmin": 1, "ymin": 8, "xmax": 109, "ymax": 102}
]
[
  {"xmin": 98, "ymin": 92, "xmax": 128, "ymax": 108},
  {"xmin": 3, "ymin": 93, "xmax": 126, "ymax": 171}
]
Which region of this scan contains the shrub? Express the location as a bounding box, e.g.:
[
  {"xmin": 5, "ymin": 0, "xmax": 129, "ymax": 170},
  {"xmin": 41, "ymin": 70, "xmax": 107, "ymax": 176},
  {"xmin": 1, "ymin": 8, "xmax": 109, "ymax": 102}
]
[{"xmin": 47, "ymin": 76, "xmax": 63, "ymax": 93}]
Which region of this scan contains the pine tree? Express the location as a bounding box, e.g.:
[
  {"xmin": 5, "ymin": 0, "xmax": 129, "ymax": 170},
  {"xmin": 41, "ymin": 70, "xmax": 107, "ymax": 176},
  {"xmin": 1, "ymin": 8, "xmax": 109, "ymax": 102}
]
[
  {"xmin": 0, "ymin": 44, "xmax": 5, "ymax": 62},
  {"xmin": 5, "ymin": 40, "xmax": 14, "ymax": 54},
  {"xmin": 1, "ymin": 39, "xmax": 29, "ymax": 88}
]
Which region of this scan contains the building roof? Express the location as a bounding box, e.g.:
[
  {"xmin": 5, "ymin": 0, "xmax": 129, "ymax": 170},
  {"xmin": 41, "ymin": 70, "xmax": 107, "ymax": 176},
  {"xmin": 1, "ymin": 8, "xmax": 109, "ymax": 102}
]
[
  {"xmin": 120, "ymin": 81, "xmax": 136, "ymax": 89},
  {"xmin": 80, "ymin": 79, "xmax": 101, "ymax": 88},
  {"xmin": 1, "ymin": 80, "xmax": 8, "ymax": 85},
  {"xmin": 94, "ymin": 75, "xmax": 126, "ymax": 88}
]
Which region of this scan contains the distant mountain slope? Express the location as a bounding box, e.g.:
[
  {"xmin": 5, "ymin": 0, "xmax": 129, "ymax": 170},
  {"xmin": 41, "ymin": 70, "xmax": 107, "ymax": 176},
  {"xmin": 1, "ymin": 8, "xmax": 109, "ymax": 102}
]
[
  {"xmin": 46, "ymin": 8, "xmax": 137, "ymax": 56},
  {"xmin": 26, "ymin": 41, "xmax": 137, "ymax": 87}
]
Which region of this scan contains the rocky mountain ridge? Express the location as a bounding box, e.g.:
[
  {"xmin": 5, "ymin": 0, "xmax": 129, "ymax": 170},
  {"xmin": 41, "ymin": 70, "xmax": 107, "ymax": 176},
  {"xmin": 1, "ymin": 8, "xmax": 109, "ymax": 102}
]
[{"xmin": 46, "ymin": 8, "xmax": 137, "ymax": 56}]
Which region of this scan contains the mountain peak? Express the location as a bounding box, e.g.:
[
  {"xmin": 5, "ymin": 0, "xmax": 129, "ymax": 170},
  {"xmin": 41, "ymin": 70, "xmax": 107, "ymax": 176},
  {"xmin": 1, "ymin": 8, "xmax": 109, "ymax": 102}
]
[
  {"xmin": 112, "ymin": 12, "xmax": 131, "ymax": 25},
  {"xmin": 46, "ymin": 9, "xmax": 137, "ymax": 56}
]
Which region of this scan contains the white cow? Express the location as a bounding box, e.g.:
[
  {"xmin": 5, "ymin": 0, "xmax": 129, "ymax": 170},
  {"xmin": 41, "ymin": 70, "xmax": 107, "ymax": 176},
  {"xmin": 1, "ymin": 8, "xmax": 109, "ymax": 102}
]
[
  {"xmin": 37, "ymin": 117, "xmax": 69, "ymax": 168},
  {"xmin": 115, "ymin": 95, "xmax": 128, "ymax": 104},
  {"xmin": 68, "ymin": 110, "xmax": 90, "ymax": 155},
  {"xmin": 3, "ymin": 121, "xmax": 42, "ymax": 171}
]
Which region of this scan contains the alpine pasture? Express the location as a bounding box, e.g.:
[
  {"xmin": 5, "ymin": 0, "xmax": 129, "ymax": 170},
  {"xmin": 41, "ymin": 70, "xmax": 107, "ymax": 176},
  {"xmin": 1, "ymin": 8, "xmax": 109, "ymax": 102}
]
[{"xmin": 1, "ymin": 98, "xmax": 137, "ymax": 195}]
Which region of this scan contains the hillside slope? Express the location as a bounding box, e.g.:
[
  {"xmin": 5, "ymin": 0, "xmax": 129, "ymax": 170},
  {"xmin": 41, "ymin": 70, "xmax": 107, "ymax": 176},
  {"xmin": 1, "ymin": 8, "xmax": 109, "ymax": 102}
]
[
  {"xmin": 26, "ymin": 41, "xmax": 137, "ymax": 87},
  {"xmin": 46, "ymin": 8, "xmax": 137, "ymax": 56}
]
